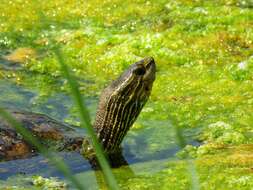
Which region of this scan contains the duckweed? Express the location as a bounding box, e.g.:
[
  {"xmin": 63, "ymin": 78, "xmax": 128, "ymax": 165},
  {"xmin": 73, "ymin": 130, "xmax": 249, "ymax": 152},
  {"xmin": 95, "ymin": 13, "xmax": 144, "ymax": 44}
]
[
  {"xmin": 1, "ymin": 0, "xmax": 253, "ymax": 189},
  {"xmin": 32, "ymin": 176, "xmax": 67, "ymax": 190},
  {"xmin": 0, "ymin": 176, "xmax": 67, "ymax": 190}
]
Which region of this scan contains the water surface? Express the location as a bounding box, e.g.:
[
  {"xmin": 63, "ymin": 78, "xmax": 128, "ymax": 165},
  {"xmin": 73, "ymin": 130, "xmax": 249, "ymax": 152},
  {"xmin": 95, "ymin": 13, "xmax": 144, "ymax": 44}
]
[{"xmin": 0, "ymin": 63, "xmax": 199, "ymax": 181}]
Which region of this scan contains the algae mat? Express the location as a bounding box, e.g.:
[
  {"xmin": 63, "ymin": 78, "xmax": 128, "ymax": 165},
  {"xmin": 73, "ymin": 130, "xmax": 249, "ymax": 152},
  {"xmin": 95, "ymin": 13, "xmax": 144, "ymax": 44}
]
[{"xmin": 0, "ymin": 0, "xmax": 253, "ymax": 189}]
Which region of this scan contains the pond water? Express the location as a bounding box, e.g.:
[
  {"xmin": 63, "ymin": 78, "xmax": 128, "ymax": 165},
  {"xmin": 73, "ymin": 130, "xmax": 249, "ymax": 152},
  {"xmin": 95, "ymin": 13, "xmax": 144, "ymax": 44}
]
[
  {"xmin": 0, "ymin": 60, "xmax": 199, "ymax": 184},
  {"xmin": 1, "ymin": 0, "xmax": 252, "ymax": 188}
]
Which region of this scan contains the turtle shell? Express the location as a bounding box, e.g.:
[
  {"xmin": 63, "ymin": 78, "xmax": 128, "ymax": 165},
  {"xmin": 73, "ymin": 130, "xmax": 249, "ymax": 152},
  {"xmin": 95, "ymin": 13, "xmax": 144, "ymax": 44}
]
[{"xmin": 0, "ymin": 109, "xmax": 84, "ymax": 161}]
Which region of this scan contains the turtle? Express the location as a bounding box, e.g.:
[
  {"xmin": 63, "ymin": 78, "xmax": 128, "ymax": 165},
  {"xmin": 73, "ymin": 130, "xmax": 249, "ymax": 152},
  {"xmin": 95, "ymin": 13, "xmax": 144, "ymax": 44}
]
[{"xmin": 0, "ymin": 57, "xmax": 156, "ymax": 166}]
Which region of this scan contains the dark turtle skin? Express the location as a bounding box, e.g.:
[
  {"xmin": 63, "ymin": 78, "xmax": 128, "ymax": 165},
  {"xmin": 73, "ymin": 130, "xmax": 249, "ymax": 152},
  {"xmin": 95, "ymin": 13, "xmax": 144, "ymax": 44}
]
[{"xmin": 0, "ymin": 57, "xmax": 156, "ymax": 164}]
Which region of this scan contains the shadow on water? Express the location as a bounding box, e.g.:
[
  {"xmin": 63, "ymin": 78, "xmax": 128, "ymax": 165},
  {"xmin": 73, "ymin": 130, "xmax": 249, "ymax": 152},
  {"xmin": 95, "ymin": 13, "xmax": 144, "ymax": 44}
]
[
  {"xmin": 0, "ymin": 140, "xmax": 200, "ymax": 180},
  {"xmin": 0, "ymin": 152, "xmax": 90, "ymax": 180},
  {"xmin": 0, "ymin": 61, "xmax": 201, "ymax": 181}
]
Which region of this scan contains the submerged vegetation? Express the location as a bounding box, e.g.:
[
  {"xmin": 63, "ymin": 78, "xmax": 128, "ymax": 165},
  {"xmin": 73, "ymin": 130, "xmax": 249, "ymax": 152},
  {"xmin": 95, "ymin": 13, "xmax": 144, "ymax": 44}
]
[{"xmin": 0, "ymin": 0, "xmax": 253, "ymax": 189}]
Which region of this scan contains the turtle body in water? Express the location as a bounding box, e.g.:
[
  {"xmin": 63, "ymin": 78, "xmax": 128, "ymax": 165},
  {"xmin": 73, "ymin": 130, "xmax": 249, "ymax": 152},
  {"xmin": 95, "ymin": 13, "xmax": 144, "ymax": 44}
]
[{"xmin": 0, "ymin": 57, "xmax": 156, "ymax": 165}]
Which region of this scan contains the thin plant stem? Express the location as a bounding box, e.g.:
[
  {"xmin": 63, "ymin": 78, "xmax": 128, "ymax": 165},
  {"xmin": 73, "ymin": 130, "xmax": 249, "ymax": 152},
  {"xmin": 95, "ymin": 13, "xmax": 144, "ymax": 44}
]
[
  {"xmin": 30, "ymin": 2, "xmax": 120, "ymax": 188},
  {"xmin": 54, "ymin": 48, "xmax": 120, "ymax": 190},
  {"xmin": 170, "ymin": 116, "xmax": 200, "ymax": 190}
]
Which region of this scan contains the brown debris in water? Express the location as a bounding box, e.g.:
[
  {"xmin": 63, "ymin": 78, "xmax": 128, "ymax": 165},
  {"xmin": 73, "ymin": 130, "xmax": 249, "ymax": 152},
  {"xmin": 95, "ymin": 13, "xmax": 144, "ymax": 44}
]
[{"xmin": 3, "ymin": 48, "xmax": 37, "ymax": 63}]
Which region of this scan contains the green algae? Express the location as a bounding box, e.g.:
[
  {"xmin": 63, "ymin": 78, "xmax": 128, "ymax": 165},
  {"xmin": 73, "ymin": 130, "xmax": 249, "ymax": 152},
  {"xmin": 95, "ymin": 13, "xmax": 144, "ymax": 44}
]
[
  {"xmin": 0, "ymin": 0, "xmax": 253, "ymax": 189},
  {"xmin": 0, "ymin": 175, "xmax": 67, "ymax": 190}
]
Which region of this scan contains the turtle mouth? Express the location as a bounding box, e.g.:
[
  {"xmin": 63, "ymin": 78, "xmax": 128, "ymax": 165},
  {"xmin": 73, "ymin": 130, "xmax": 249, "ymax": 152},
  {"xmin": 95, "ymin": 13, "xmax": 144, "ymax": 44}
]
[
  {"xmin": 142, "ymin": 57, "xmax": 156, "ymax": 82},
  {"xmin": 143, "ymin": 57, "xmax": 155, "ymax": 67}
]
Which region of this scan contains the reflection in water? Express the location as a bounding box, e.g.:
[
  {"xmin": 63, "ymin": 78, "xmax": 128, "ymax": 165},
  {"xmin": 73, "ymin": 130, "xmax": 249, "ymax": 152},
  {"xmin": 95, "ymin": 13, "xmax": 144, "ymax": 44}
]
[
  {"xmin": 0, "ymin": 152, "xmax": 90, "ymax": 180},
  {"xmin": 0, "ymin": 79, "xmax": 75, "ymax": 122},
  {"xmin": 0, "ymin": 145, "xmax": 135, "ymax": 189}
]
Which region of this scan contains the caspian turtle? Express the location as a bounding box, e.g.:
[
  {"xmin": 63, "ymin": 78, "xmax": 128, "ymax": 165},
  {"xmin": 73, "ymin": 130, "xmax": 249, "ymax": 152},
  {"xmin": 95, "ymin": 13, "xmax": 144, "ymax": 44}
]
[{"xmin": 0, "ymin": 57, "xmax": 156, "ymax": 165}]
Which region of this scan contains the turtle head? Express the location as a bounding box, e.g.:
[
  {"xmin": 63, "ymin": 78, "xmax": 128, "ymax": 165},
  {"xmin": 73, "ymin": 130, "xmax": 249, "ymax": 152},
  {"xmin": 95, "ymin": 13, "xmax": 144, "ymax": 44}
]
[
  {"xmin": 88, "ymin": 57, "xmax": 156, "ymax": 153},
  {"xmin": 108, "ymin": 56, "xmax": 156, "ymax": 104}
]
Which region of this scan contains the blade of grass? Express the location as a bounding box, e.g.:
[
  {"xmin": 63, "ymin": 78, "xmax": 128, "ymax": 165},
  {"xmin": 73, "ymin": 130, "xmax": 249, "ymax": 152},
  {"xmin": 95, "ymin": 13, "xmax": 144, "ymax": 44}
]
[
  {"xmin": 28, "ymin": 3, "xmax": 119, "ymax": 188},
  {"xmin": 170, "ymin": 116, "xmax": 200, "ymax": 190},
  {"xmin": 54, "ymin": 47, "xmax": 120, "ymax": 190},
  {"xmin": 0, "ymin": 107, "xmax": 86, "ymax": 190}
]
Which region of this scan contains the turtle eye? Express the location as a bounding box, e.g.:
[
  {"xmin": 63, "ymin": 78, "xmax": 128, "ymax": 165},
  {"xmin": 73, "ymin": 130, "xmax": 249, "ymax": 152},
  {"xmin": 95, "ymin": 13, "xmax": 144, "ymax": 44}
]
[{"xmin": 134, "ymin": 67, "xmax": 146, "ymax": 75}]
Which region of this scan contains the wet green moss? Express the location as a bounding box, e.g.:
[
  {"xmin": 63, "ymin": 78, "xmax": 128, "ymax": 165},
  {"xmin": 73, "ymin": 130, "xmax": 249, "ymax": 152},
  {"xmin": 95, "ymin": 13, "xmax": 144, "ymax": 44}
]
[
  {"xmin": 1, "ymin": 0, "xmax": 253, "ymax": 189},
  {"xmin": 0, "ymin": 175, "xmax": 67, "ymax": 190}
]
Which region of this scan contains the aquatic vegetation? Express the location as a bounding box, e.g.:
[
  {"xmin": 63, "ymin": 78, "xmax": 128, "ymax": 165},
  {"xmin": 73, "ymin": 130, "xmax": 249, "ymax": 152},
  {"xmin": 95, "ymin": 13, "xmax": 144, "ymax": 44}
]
[
  {"xmin": 3, "ymin": 47, "xmax": 37, "ymax": 63},
  {"xmin": 200, "ymin": 121, "xmax": 246, "ymax": 144},
  {"xmin": 0, "ymin": 175, "xmax": 67, "ymax": 190},
  {"xmin": 32, "ymin": 176, "xmax": 67, "ymax": 190},
  {"xmin": 1, "ymin": 0, "xmax": 253, "ymax": 189},
  {"xmin": 227, "ymin": 56, "xmax": 253, "ymax": 81}
]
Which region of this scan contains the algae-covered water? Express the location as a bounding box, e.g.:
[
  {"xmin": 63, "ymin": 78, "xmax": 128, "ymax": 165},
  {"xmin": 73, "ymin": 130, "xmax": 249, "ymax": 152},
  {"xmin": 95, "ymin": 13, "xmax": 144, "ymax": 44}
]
[
  {"xmin": 0, "ymin": 60, "xmax": 198, "ymax": 186},
  {"xmin": 0, "ymin": 0, "xmax": 253, "ymax": 189}
]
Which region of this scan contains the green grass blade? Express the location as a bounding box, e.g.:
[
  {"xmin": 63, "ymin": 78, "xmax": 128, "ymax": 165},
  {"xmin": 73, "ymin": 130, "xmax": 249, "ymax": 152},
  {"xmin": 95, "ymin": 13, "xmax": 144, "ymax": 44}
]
[
  {"xmin": 0, "ymin": 107, "xmax": 86, "ymax": 190},
  {"xmin": 170, "ymin": 117, "xmax": 200, "ymax": 190},
  {"xmin": 54, "ymin": 48, "xmax": 120, "ymax": 190},
  {"xmin": 29, "ymin": 3, "xmax": 119, "ymax": 188}
]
